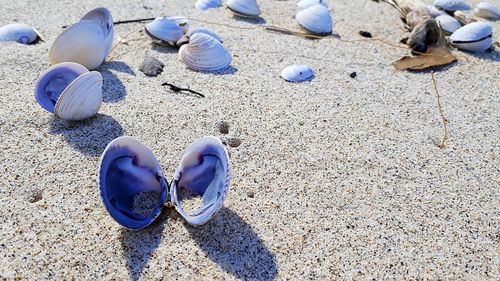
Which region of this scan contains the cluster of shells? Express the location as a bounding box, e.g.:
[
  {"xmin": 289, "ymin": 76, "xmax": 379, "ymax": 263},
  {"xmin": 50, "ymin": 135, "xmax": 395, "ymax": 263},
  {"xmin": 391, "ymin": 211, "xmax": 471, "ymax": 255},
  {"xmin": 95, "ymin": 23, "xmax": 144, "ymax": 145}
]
[{"xmin": 425, "ymin": 0, "xmax": 498, "ymax": 52}]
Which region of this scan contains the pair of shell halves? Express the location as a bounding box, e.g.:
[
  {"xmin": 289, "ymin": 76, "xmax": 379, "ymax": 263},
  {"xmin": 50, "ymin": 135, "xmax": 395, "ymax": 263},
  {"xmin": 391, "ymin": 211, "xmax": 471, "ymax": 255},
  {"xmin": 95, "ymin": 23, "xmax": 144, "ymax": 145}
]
[
  {"xmin": 49, "ymin": 7, "xmax": 114, "ymax": 70},
  {"xmin": 35, "ymin": 62, "xmax": 103, "ymax": 121},
  {"xmin": 99, "ymin": 136, "xmax": 231, "ymax": 229},
  {"xmin": 296, "ymin": 4, "xmax": 333, "ymax": 36},
  {"xmin": 226, "ymin": 0, "xmax": 261, "ymax": 18}
]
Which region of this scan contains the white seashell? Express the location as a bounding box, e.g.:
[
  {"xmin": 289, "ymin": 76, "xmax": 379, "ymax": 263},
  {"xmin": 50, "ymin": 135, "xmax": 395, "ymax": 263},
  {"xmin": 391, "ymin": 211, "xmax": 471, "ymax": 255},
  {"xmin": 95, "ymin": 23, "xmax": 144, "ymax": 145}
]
[
  {"xmin": 145, "ymin": 17, "xmax": 186, "ymax": 46},
  {"xmin": 296, "ymin": 4, "xmax": 333, "ymax": 36},
  {"xmin": 98, "ymin": 136, "xmax": 230, "ymax": 229},
  {"xmin": 474, "ymin": 2, "xmax": 500, "ymax": 20},
  {"xmin": 433, "ymin": 0, "xmax": 471, "ymax": 11},
  {"xmin": 436, "ymin": 14, "xmax": 462, "ymax": 34},
  {"xmin": 168, "ymin": 16, "xmax": 190, "ymax": 33},
  {"xmin": 281, "ymin": 65, "xmax": 315, "ymax": 82},
  {"xmin": 170, "ymin": 136, "xmax": 230, "ymax": 226},
  {"xmin": 427, "ymin": 5, "xmax": 446, "ymax": 17},
  {"xmin": 179, "ymin": 33, "xmax": 232, "ymax": 72},
  {"xmin": 196, "ymin": 0, "xmax": 222, "ymax": 10},
  {"xmin": 449, "ymin": 22, "xmax": 493, "ymax": 52},
  {"xmin": 297, "ymin": 0, "xmax": 328, "ymax": 9},
  {"xmin": 35, "ymin": 62, "xmax": 103, "ymax": 120},
  {"xmin": 49, "ymin": 7, "xmax": 114, "ymax": 70},
  {"xmin": 0, "ymin": 23, "xmax": 42, "ymax": 44},
  {"xmin": 226, "ymin": 0, "xmax": 261, "ymax": 18},
  {"xmin": 176, "ymin": 27, "xmax": 223, "ymax": 46}
]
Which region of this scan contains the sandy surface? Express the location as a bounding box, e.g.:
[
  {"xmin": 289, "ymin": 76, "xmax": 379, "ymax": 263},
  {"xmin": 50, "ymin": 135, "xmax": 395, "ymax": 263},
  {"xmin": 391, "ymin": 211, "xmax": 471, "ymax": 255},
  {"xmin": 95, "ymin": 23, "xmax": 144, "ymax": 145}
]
[{"xmin": 1, "ymin": 0, "xmax": 499, "ymax": 279}]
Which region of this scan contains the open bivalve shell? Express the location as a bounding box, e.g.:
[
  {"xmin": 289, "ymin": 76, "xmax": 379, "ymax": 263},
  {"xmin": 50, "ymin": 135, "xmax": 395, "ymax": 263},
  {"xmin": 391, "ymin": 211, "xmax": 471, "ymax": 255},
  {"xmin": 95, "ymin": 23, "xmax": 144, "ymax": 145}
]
[
  {"xmin": 178, "ymin": 33, "xmax": 231, "ymax": 72},
  {"xmin": 98, "ymin": 136, "xmax": 230, "ymax": 229},
  {"xmin": 0, "ymin": 23, "xmax": 43, "ymax": 44},
  {"xmin": 436, "ymin": 14, "xmax": 462, "ymax": 34},
  {"xmin": 297, "ymin": 0, "xmax": 328, "ymax": 9},
  {"xmin": 474, "ymin": 2, "xmax": 500, "ymax": 20},
  {"xmin": 49, "ymin": 8, "xmax": 114, "ymax": 70},
  {"xmin": 145, "ymin": 16, "xmax": 189, "ymax": 46},
  {"xmin": 35, "ymin": 62, "xmax": 103, "ymax": 121},
  {"xmin": 196, "ymin": 0, "xmax": 222, "ymax": 10},
  {"xmin": 281, "ymin": 65, "xmax": 315, "ymax": 82},
  {"xmin": 226, "ymin": 0, "xmax": 261, "ymax": 18},
  {"xmin": 296, "ymin": 4, "xmax": 333, "ymax": 36},
  {"xmin": 433, "ymin": 0, "xmax": 471, "ymax": 11},
  {"xmin": 449, "ymin": 22, "xmax": 493, "ymax": 52}
]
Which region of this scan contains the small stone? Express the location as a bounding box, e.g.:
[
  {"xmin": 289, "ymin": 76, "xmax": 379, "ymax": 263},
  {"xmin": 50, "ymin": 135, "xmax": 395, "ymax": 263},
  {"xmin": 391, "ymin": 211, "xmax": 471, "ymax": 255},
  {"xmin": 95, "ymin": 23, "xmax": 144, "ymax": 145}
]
[
  {"xmin": 226, "ymin": 137, "xmax": 241, "ymax": 148},
  {"xmin": 139, "ymin": 56, "xmax": 165, "ymax": 76},
  {"xmin": 349, "ymin": 72, "xmax": 357, "ymax": 78},
  {"xmin": 215, "ymin": 121, "xmax": 230, "ymax": 134},
  {"xmin": 247, "ymin": 192, "xmax": 255, "ymax": 198},
  {"xmin": 359, "ymin": 31, "xmax": 372, "ymax": 38},
  {"xmin": 400, "ymin": 37, "xmax": 408, "ymax": 45},
  {"xmin": 27, "ymin": 189, "xmax": 43, "ymax": 203}
]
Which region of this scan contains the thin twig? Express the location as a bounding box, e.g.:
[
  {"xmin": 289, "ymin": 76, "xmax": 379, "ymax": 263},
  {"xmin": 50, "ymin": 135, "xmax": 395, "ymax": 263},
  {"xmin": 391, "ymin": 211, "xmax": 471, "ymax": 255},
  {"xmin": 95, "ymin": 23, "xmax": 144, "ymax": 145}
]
[
  {"xmin": 161, "ymin": 82, "xmax": 205, "ymax": 98},
  {"xmin": 431, "ymin": 71, "xmax": 448, "ymax": 148}
]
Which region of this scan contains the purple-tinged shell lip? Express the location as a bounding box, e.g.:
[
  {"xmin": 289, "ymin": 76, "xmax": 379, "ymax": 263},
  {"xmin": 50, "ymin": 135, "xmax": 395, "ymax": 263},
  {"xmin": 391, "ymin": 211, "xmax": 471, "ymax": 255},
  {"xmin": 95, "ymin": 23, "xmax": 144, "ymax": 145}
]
[
  {"xmin": 99, "ymin": 136, "xmax": 168, "ymax": 230},
  {"xmin": 34, "ymin": 62, "xmax": 88, "ymax": 113}
]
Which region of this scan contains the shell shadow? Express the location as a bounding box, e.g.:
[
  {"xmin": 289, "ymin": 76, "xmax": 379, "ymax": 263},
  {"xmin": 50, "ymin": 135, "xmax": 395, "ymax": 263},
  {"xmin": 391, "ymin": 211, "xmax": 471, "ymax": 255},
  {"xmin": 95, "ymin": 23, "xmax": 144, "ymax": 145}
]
[
  {"xmin": 49, "ymin": 114, "xmax": 124, "ymax": 156},
  {"xmin": 231, "ymin": 16, "xmax": 267, "ymax": 25},
  {"xmin": 151, "ymin": 43, "xmax": 179, "ymax": 54},
  {"xmin": 121, "ymin": 211, "xmax": 167, "ymax": 281},
  {"xmin": 187, "ymin": 207, "xmax": 278, "ymax": 280},
  {"xmin": 212, "ymin": 66, "xmax": 239, "ymax": 75},
  {"xmin": 466, "ymin": 49, "xmax": 500, "ymax": 62},
  {"xmin": 98, "ymin": 62, "xmax": 132, "ymax": 103}
]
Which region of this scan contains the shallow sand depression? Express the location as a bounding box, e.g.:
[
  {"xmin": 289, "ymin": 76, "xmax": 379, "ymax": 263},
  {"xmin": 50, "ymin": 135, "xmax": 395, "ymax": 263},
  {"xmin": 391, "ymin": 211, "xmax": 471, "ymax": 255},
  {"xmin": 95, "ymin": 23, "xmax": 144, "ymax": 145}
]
[{"xmin": 0, "ymin": 0, "xmax": 499, "ymax": 280}]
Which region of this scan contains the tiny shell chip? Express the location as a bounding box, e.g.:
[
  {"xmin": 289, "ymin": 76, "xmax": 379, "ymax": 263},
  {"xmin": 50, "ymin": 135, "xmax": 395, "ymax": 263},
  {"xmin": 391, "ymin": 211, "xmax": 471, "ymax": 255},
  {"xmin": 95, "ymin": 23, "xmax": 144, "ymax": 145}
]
[
  {"xmin": 139, "ymin": 56, "xmax": 165, "ymax": 76},
  {"xmin": 281, "ymin": 65, "xmax": 315, "ymax": 82}
]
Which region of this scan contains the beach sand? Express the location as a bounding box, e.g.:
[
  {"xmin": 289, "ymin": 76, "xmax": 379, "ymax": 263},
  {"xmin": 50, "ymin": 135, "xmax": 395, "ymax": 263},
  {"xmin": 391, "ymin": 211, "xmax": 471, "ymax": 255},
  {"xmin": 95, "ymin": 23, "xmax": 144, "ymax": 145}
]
[{"xmin": 0, "ymin": 0, "xmax": 499, "ymax": 279}]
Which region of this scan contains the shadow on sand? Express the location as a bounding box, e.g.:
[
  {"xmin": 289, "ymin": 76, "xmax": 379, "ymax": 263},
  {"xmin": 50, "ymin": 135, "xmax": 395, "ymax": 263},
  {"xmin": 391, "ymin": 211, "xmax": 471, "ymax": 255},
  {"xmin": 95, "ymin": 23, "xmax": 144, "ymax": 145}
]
[
  {"xmin": 98, "ymin": 61, "xmax": 134, "ymax": 102},
  {"xmin": 49, "ymin": 114, "xmax": 124, "ymax": 156}
]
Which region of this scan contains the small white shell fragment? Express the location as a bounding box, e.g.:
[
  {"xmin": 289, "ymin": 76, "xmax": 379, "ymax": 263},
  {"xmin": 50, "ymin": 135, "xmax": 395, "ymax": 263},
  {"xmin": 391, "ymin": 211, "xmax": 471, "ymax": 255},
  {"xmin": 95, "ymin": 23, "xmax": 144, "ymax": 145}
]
[
  {"xmin": 296, "ymin": 4, "xmax": 333, "ymax": 35},
  {"xmin": 226, "ymin": 0, "xmax": 261, "ymax": 18},
  {"xmin": 49, "ymin": 8, "xmax": 114, "ymax": 70},
  {"xmin": 34, "ymin": 62, "xmax": 103, "ymax": 120},
  {"xmin": 436, "ymin": 14, "xmax": 462, "ymax": 34},
  {"xmin": 178, "ymin": 33, "xmax": 232, "ymax": 72},
  {"xmin": 449, "ymin": 22, "xmax": 493, "ymax": 52},
  {"xmin": 427, "ymin": 5, "xmax": 446, "ymax": 17},
  {"xmin": 474, "ymin": 2, "xmax": 500, "ymax": 20},
  {"xmin": 297, "ymin": 0, "xmax": 328, "ymax": 9},
  {"xmin": 0, "ymin": 23, "xmax": 42, "ymax": 44},
  {"xmin": 433, "ymin": 0, "xmax": 471, "ymax": 11},
  {"xmin": 145, "ymin": 17, "xmax": 185, "ymax": 45},
  {"xmin": 196, "ymin": 0, "xmax": 222, "ymax": 10},
  {"xmin": 281, "ymin": 65, "xmax": 315, "ymax": 82}
]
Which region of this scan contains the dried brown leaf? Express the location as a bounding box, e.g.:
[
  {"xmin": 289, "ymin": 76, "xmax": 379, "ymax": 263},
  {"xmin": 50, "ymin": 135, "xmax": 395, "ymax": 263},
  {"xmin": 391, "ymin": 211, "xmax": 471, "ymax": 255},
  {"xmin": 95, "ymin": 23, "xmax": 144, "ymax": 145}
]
[{"xmin": 393, "ymin": 46, "xmax": 457, "ymax": 70}]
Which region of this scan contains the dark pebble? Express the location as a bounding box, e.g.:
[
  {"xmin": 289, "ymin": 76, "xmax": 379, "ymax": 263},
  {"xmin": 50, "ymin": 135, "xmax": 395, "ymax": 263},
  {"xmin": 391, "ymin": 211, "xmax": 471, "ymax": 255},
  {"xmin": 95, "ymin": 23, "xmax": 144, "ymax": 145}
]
[
  {"xmin": 139, "ymin": 56, "xmax": 165, "ymax": 77},
  {"xmin": 349, "ymin": 72, "xmax": 357, "ymax": 79},
  {"xmin": 359, "ymin": 31, "xmax": 372, "ymax": 38}
]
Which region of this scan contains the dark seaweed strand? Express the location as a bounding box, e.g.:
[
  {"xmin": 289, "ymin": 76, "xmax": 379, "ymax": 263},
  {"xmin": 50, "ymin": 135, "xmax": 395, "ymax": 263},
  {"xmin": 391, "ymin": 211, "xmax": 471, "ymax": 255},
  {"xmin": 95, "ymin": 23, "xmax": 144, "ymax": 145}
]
[
  {"xmin": 161, "ymin": 83, "xmax": 205, "ymax": 98},
  {"xmin": 62, "ymin": 17, "xmax": 156, "ymax": 28},
  {"xmin": 451, "ymin": 34, "xmax": 492, "ymax": 44}
]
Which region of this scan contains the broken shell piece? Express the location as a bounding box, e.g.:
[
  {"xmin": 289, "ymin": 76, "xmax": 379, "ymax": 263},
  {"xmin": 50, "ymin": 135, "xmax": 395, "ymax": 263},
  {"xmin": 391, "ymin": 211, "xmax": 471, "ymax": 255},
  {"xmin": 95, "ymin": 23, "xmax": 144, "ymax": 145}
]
[
  {"xmin": 453, "ymin": 11, "xmax": 477, "ymax": 25},
  {"xmin": 145, "ymin": 16, "xmax": 186, "ymax": 46},
  {"xmin": 449, "ymin": 22, "xmax": 493, "ymax": 52},
  {"xmin": 474, "ymin": 2, "xmax": 500, "ymax": 20},
  {"xmin": 408, "ymin": 18, "xmax": 441, "ymax": 54},
  {"xmin": 281, "ymin": 65, "xmax": 315, "ymax": 82},
  {"xmin": 196, "ymin": 0, "xmax": 222, "ymax": 10},
  {"xmin": 0, "ymin": 23, "xmax": 42, "ymax": 44},
  {"xmin": 176, "ymin": 27, "xmax": 223, "ymax": 47},
  {"xmin": 49, "ymin": 8, "xmax": 114, "ymax": 70},
  {"xmin": 427, "ymin": 5, "xmax": 446, "ymax": 17},
  {"xmin": 98, "ymin": 136, "xmax": 230, "ymax": 229},
  {"xmin": 226, "ymin": 0, "xmax": 261, "ymax": 18},
  {"xmin": 296, "ymin": 4, "xmax": 333, "ymax": 36},
  {"xmin": 297, "ymin": 0, "xmax": 328, "ymax": 9},
  {"xmin": 139, "ymin": 56, "xmax": 165, "ymax": 76},
  {"xmin": 436, "ymin": 14, "xmax": 462, "ymax": 34},
  {"xmin": 34, "ymin": 62, "xmax": 103, "ymax": 121},
  {"xmin": 171, "ymin": 136, "xmax": 230, "ymax": 225},
  {"xmin": 433, "ymin": 0, "xmax": 471, "ymax": 11},
  {"xmin": 178, "ymin": 33, "xmax": 231, "ymax": 72}
]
